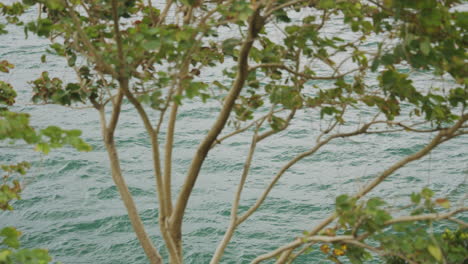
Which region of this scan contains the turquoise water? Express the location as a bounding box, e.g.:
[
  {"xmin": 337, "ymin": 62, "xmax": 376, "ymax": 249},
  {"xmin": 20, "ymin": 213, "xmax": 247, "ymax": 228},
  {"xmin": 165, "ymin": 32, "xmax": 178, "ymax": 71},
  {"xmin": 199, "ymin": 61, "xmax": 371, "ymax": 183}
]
[{"xmin": 1, "ymin": 5, "xmax": 467, "ymax": 264}]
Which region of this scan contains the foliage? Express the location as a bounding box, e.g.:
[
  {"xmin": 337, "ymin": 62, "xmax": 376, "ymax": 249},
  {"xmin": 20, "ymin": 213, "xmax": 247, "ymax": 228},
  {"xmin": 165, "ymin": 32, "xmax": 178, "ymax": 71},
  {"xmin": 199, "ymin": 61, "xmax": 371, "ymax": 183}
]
[
  {"xmin": 1, "ymin": 222, "xmax": 52, "ymax": 264},
  {"xmin": 0, "ymin": 161, "xmax": 52, "ymax": 264},
  {"xmin": 305, "ymin": 188, "xmax": 468, "ymax": 264},
  {"xmin": 322, "ymin": 188, "xmax": 468, "ymax": 264},
  {"xmin": 0, "ymin": 149, "xmax": 51, "ymax": 264},
  {"xmin": 0, "ymin": 0, "xmax": 467, "ymax": 263},
  {"xmin": 0, "ymin": 41, "xmax": 90, "ymax": 263}
]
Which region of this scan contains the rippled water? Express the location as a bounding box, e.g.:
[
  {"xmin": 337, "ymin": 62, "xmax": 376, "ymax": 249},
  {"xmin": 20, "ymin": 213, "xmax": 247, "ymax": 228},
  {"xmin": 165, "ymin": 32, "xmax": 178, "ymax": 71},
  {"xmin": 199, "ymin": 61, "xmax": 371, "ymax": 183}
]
[{"xmin": 1, "ymin": 4, "xmax": 467, "ymax": 264}]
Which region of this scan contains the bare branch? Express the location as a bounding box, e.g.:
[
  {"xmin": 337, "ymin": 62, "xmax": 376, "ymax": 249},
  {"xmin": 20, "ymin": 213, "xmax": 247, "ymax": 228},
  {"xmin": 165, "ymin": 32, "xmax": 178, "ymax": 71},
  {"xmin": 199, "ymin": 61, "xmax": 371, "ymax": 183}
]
[
  {"xmin": 355, "ymin": 115, "xmax": 467, "ymax": 200},
  {"xmin": 107, "ymin": 90, "xmax": 123, "ymax": 136},
  {"xmin": 249, "ymin": 63, "xmax": 363, "ymax": 80},
  {"xmin": 250, "ymin": 115, "xmax": 467, "ymax": 263},
  {"xmin": 163, "ymin": 66, "xmax": 190, "ymax": 217},
  {"xmin": 384, "ymin": 207, "xmax": 468, "ymax": 226},
  {"xmin": 210, "ymin": 125, "xmax": 261, "ymax": 264},
  {"xmin": 448, "ymin": 217, "xmax": 468, "ymax": 228},
  {"xmin": 285, "ymin": 244, "xmax": 312, "ymax": 264},
  {"xmin": 240, "ymin": 121, "xmax": 375, "ymax": 225},
  {"xmin": 265, "ymin": 0, "xmax": 310, "ymax": 17},
  {"xmin": 275, "ymin": 249, "xmax": 294, "ymax": 264},
  {"xmin": 257, "ymin": 109, "xmax": 296, "ymax": 142},
  {"xmin": 158, "ymin": 0, "xmax": 174, "ymax": 25}
]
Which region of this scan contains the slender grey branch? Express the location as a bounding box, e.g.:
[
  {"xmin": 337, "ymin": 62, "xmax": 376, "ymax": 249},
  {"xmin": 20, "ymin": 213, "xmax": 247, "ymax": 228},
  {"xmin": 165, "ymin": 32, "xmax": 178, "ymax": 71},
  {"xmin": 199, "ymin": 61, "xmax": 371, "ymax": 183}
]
[
  {"xmin": 249, "ymin": 63, "xmax": 363, "ymax": 80},
  {"xmin": 250, "ymin": 115, "xmax": 467, "ymax": 263}
]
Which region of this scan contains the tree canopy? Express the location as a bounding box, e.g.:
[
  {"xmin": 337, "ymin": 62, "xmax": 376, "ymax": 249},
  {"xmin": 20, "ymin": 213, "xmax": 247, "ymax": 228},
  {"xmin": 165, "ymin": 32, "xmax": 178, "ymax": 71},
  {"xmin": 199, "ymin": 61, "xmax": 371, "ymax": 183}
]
[{"xmin": 0, "ymin": 0, "xmax": 467, "ymax": 263}]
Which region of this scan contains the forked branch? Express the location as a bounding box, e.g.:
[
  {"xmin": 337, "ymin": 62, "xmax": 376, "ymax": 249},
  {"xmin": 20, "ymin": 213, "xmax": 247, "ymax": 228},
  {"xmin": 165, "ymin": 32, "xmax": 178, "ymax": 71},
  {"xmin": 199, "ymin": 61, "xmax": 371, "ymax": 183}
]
[
  {"xmin": 170, "ymin": 6, "xmax": 266, "ymax": 235},
  {"xmin": 251, "ymin": 115, "xmax": 467, "ymax": 263}
]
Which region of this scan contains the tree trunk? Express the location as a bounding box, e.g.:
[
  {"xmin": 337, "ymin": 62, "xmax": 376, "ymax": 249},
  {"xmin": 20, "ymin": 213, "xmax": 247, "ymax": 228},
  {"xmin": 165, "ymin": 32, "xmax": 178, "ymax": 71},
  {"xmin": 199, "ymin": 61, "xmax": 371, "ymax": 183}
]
[{"xmin": 104, "ymin": 137, "xmax": 163, "ymax": 264}]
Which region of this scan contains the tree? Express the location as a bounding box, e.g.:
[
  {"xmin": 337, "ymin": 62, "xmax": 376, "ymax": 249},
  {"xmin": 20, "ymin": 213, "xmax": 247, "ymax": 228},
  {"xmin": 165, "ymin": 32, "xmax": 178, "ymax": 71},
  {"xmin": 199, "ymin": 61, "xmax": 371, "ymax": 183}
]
[{"xmin": 1, "ymin": 0, "xmax": 467, "ymax": 263}]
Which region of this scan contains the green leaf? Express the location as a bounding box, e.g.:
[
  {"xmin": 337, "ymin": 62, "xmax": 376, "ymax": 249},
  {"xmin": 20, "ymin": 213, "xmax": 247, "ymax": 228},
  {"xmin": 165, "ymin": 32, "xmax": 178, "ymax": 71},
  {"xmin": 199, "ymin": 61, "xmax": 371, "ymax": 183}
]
[
  {"xmin": 179, "ymin": 0, "xmax": 196, "ymax": 6},
  {"xmin": 67, "ymin": 53, "xmax": 77, "ymax": 67},
  {"xmin": 65, "ymin": 129, "xmax": 82, "ymax": 137},
  {"xmin": 49, "ymin": 43, "xmax": 66, "ymax": 56},
  {"xmin": 222, "ymin": 38, "xmax": 240, "ymax": 58},
  {"xmin": 411, "ymin": 192, "xmax": 421, "ymax": 204},
  {"xmin": 0, "ymin": 23, "xmax": 7, "ymax": 35},
  {"xmin": 421, "ymin": 187, "xmax": 434, "ymax": 199},
  {"xmin": 414, "ymin": 236, "xmax": 428, "ymax": 250},
  {"xmin": 420, "ymin": 40, "xmax": 431, "ymax": 55},
  {"xmin": 35, "ymin": 142, "xmax": 50, "ymax": 154},
  {"xmin": 0, "ymin": 81, "xmax": 17, "ymax": 105},
  {"xmin": 1, "ymin": 227, "xmax": 21, "ymax": 249},
  {"xmin": 336, "ymin": 194, "xmax": 354, "ymax": 211},
  {"xmin": 454, "ymin": 12, "xmax": 468, "ymax": 28},
  {"xmin": 319, "ymin": 0, "xmax": 335, "ymax": 9},
  {"xmin": 46, "ymin": 0, "xmax": 65, "ymax": 10},
  {"xmin": 273, "ymin": 9, "xmax": 291, "ymax": 22},
  {"xmin": 0, "ymin": 249, "xmax": 11, "ymax": 261},
  {"xmin": 270, "ymin": 115, "xmax": 286, "ymax": 131},
  {"xmin": 366, "ymin": 197, "xmax": 385, "ymax": 209},
  {"xmin": 142, "ymin": 40, "xmax": 161, "ymax": 50}
]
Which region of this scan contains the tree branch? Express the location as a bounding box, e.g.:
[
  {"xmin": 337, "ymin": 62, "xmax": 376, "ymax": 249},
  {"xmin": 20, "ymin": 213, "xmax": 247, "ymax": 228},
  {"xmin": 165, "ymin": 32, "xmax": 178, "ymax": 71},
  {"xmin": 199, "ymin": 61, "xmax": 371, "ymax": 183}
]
[
  {"xmin": 251, "ymin": 115, "xmax": 467, "ymax": 263},
  {"xmin": 384, "ymin": 207, "xmax": 468, "ymax": 226},
  {"xmin": 265, "ymin": 0, "xmax": 311, "ymax": 17},
  {"xmin": 210, "ymin": 125, "xmax": 261, "ymax": 264},
  {"xmin": 108, "ymin": 2, "xmax": 163, "ymax": 263},
  {"xmin": 240, "ymin": 121, "xmax": 375, "ymax": 225},
  {"xmin": 171, "ymin": 7, "xmax": 266, "ymax": 235},
  {"xmin": 66, "ymin": 4, "xmax": 117, "ymax": 77},
  {"xmin": 344, "ymin": 240, "xmax": 418, "ymax": 264},
  {"xmin": 211, "ymin": 109, "xmax": 285, "ymax": 149},
  {"xmin": 248, "ymin": 63, "xmax": 363, "ymax": 80}
]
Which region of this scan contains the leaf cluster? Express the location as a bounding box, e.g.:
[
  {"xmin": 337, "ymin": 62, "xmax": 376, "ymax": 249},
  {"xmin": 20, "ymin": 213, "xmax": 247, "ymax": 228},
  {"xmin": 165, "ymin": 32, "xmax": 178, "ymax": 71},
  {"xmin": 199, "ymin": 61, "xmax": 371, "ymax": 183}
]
[
  {"xmin": 0, "ymin": 226, "xmax": 52, "ymax": 264},
  {"xmin": 320, "ymin": 188, "xmax": 468, "ymax": 264}
]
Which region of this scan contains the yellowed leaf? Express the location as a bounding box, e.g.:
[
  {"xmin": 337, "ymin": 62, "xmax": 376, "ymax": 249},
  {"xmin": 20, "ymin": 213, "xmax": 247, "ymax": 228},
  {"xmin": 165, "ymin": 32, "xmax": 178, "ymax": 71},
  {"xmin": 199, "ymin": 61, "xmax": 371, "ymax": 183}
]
[
  {"xmin": 428, "ymin": 245, "xmax": 442, "ymax": 262},
  {"xmin": 435, "ymin": 198, "xmax": 451, "ymax": 209},
  {"xmin": 333, "ymin": 248, "xmax": 345, "ymax": 256},
  {"xmin": 320, "ymin": 244, "xmax": 330, "ymax": 254}
]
